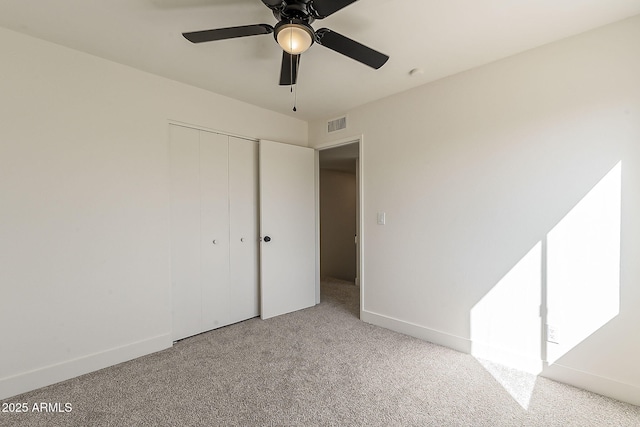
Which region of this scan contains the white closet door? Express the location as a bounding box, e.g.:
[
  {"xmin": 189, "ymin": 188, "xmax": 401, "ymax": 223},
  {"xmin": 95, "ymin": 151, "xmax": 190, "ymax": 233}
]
[
  {"xmin": 171, "ymin": 126, "xmax": 232, "ymax": 341},
  {"xmin": 229, "ymin": 137, "xmax": 259, "ymax": 323},
  {"xmin": 260, "ymin": 140, "xmax": 316, "ymax": 319},
  {"xmin": 170, "ymin": 125, "xmax": 202, "ymax": 340},
  {"xmin": 199, "ymin": 131, "xmax": 231, "ymax": 331}
]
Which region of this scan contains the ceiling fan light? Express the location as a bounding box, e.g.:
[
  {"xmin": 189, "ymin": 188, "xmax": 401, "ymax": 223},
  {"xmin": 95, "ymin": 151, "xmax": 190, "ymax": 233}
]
[{"xmin": 276, "ymin": 24, "xmax": 313, "ymax": 55}]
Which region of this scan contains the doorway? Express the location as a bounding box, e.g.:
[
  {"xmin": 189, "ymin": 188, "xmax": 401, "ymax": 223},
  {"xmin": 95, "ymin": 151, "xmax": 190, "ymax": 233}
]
[{"xmin": 318, "ymin": 141, "xmax": 361, "ymax": 315}]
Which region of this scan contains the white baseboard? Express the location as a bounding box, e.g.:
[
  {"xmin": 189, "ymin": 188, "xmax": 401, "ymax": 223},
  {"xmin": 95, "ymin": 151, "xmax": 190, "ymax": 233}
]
[
  {"xmin": 360, "ymin": 309, "xmax": 640, "ymax": 406},
  {"xmin": 542, "ymin": 362, "xmax": 640, "ymax": 406},
  {"xmin": 0, "ymin": 334, "xmax": 172, "ymax": 400},
  {"xmin": 360, "ymin": 309, "xmax": 471, "ymax": 353}
]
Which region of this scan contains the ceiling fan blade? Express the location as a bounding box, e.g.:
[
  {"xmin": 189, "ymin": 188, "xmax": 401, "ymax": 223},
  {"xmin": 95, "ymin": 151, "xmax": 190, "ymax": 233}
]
[
  {"xmin": 279, "ymin": 52, "xmax": 301, "ymax": 86},
  {"xmin": 183, "ymin": 24, "xmax": 273, "ymax": 43},
  {"xmin": 315, "ymin": 28, "xmax": 389, "ymax": 69},
  {"xmin": 311, "ymin": 0, "xmax": 359, "ymax": 18}
]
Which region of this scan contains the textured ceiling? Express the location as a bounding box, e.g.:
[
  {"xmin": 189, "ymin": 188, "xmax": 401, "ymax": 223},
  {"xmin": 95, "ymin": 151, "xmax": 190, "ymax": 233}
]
[{"xmin": 1, "ymin": 0, "xmax": 639, "ymax": 121}]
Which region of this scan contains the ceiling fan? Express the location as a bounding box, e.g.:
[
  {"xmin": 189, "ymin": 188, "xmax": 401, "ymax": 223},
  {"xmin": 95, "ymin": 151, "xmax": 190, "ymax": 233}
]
[{"xmin": 182, "ymin": 0, "xmax": 389, "ymax": 86}]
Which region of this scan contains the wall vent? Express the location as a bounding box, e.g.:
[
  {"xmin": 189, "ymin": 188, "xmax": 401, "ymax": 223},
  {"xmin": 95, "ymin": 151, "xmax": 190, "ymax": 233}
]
[{"xmin": 327, "ymin": 116, "xmax": 347, "ymax": 133}]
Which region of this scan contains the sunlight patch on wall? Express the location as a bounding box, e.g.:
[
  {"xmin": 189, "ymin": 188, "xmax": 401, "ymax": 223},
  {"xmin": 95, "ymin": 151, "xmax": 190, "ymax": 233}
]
[
  {"xmin": 470, "ymin": 242, "xmax": 543, "ymax": 374},
  {"xmin": 470, "ymin": 243, "xmax": 542, "ymax": 409},
  {"xmin": 546, "ymin": 162, "xmax": 621, "ymax": 364},
  {"xmin": 469, "ymin": 162, "xmax": 622, "ymax": 409}
]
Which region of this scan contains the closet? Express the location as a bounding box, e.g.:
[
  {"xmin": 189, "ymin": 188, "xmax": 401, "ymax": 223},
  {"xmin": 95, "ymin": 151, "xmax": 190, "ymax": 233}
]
[{"xmin": 170, "ymin": 124, "xmax": 258, "ymax": 341}]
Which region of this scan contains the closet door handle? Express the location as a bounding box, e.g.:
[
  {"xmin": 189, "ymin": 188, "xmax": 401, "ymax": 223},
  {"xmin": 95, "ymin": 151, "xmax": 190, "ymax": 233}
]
[
  {"xmin": 212, "ymin": 239, "xmax": 217, "ymax": 244},
  {"xmin": 263, "ymin": 236, "xmax": 271, "ymax": 242},
  {"xmin": 240, "ymin": 238, "xmax": 245, "ymax": 242}
]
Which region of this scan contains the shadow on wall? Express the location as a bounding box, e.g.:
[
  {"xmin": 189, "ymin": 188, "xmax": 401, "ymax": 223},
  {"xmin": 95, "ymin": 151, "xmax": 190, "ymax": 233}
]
[{"xmin": 470, "ymin": 162, "xmax": 621, "ymax": 409}]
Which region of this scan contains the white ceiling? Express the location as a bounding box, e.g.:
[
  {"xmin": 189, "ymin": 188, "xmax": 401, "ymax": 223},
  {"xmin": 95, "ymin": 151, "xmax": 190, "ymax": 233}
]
[{"xmin": 1, "ymin": 1, "xmax": 639, "ymax": 121}]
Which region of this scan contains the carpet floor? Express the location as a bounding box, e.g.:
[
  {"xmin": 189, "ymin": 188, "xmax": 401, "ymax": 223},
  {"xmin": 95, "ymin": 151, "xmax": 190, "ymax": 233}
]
[{"xmin": 1, "ymin": 279, "xmax": 639, "ymax": 426}]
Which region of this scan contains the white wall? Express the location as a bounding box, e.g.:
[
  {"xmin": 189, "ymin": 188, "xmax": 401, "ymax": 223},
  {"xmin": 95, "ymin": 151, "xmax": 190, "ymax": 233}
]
[
  {"xmin": 0, "ymin": 27, "xmax": 307, "ymax": 400},
  {"xmin": 309, "ymin": 15, "xmax": 640, "ymax": 405},
  {"xmin": 320, "ymin": 169, "xmax": 357, "ymax": 281}
]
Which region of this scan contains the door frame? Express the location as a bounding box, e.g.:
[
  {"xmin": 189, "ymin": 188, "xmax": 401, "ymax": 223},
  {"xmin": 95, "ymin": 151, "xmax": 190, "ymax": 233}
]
[{"xmin": 314, "ymin": 135, "xmax": 364, "ymax": 316}]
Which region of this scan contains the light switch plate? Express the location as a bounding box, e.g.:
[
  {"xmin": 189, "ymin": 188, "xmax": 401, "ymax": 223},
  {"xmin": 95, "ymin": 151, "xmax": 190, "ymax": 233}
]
[
  {"xmin": 547, "ymin": 324, "xmax": 560, "ymax": 344},
  {"xmin": 377, "ymin": 212, "xmax": 386, "ymax": 225}
]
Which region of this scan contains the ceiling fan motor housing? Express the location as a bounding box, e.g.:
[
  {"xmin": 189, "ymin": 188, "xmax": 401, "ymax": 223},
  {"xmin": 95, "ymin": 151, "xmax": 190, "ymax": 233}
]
[{"xmin": 272, "ymin": 0, "xmax": 317, "ymax": 23}]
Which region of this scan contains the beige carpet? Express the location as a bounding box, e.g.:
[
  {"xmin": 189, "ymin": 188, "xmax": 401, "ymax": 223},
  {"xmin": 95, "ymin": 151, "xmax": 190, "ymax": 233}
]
[{"xmin": 1, "ymin": 280, "xmax": 638, "ymax": 426}]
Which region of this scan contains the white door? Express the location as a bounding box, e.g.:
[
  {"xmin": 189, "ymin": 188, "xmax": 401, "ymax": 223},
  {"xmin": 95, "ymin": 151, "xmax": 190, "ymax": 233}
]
[
  {"xmin": 170, "ymin": 126, "xmax": 230, "ymax": 340},
  {"xmin": 172, "ymin": 125, "xmax": 264, "ymax": 340},
  {"xmin": 199, "ymin": 131, "xmax": 231, "ymax": 332},
  {"xmin": 228, "ymin": 137, "xmax": 259, "ymax": 323},
  {"xmin": 260, "ymin": 140, "xmax": 316, "ymax": 319},
  {"xmin": 170, "ymin": 125, "xmax": 201, "ymax": 340}
]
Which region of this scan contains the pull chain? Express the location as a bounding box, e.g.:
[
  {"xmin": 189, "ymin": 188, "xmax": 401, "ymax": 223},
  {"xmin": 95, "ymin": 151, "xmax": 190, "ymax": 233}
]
[
  {"xmin": 288, "ymin": 29, "xmax": 298, "ymax": 112},
  {"xmin": 292, "ymin": 83, "xmax": 298, "ymax": 112},
  {"xmin": 290, "ymin": 49, "xmax": 297, "ymax": 112}
]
